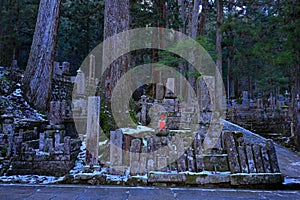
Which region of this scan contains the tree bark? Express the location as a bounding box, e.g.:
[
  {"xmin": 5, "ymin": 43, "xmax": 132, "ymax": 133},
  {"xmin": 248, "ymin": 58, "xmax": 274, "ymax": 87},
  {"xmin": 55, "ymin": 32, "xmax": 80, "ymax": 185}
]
[
  {"xmin": 215, "ymin": 0, "xmax": 224, "ymax": 110},
  {"xmin": 189, "ymin": 0, "xmax": 201, "ymax": 39},
  {"xmin": 177, "ymin": 0, "xmax": 186, "ymax": 34},
  {"xmin": 216, "ymin": 0, "xmax": 223, "ymax": 74},
  {"xmin": 187, "ymin": 0, "xmax": 201, "ymax": 98},
  {"xmin": 198, "ymin": 0, "xmax": 208, "ymax": 36},
  {"xmin": 22, "ymin": 0, "xmax": 61, "ymax": 111},
  {"xmin": 103, "ymin": 0, "xmax": 130, "ymax": 102}
]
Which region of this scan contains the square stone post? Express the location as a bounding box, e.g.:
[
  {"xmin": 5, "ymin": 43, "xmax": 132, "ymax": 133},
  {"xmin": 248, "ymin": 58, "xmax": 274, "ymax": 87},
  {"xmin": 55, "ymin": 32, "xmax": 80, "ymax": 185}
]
[
  {"xmin": 76, "ymin": 69, "xmax": 86, "ymax": 96},
  {"xmin": 110, "ymin": 129, "xmax": 123, "ymax": 166},
  {"xmin": 86, "ymin": 96, "xmax": 100, "ymax": 165}
]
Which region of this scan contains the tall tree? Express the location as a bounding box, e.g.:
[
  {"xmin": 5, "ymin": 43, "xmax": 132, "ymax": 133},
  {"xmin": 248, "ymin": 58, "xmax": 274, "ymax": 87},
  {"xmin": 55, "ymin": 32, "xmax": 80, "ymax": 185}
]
[
  {"xmin": 215, "ymin": 0, "xmax": 224, "ymax": 110},
  {"xmin": 22, "ymin": 0, "xmax": 61, "ymax": 111},
  {"xmin": 216, "ymin": 0, "xmax": 223, "ymax": 74},
  {"xmin": 198, "ymin": 0, "xmax": 208, "ymax": 36},
  {"xmin": 103, "ymin": 0, "xmax": 130, "ymax": 102}
]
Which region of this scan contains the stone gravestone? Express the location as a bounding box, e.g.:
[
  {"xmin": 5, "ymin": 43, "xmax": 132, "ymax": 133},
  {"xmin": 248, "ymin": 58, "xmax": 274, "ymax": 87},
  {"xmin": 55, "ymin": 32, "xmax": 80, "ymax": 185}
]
[
  {"xmin": 130, "ymin": 139, "xmax": 141, "ymax": 175},
  {"xmin": 49, "ymin": 101, "xmax": 62, "ymax": 125},
  {"xmin": 165, "ymin": 78, "xmax": 175, "ymax": 97},
  {"xmin": 238, "ymin": 145, "xmax": 249, "ymax": 173},
  {"xmin": 242, "ymin": 91, "xmax": 249, "ymax": 109},
  {"xmin": 62, "ymin": 62, "xmax": 70, "ymax": 74},
  {"xmin": 139, "ymin": 146, "xmax": 148, "ymax": 174},
  {"xmin": 245, "ymin": 145, "xmax": 256, "ymax": 173},
  {"xmin": 87, "ymin": 54, "xmax": 96, "ymax": 95},
  {"xmin": 224, "ymin": 132, "xmax": 241, "ymax": 173},
  {"xmin": 11, "ymin": 59, "xmax": 18, "ymax": 70},
  {"xmin": 278, "ymin": 94, "xmax": 285, "ymax": 107},
  {"xmin": 266, "ymin": 140, "xmax": 280, "ymax": 173},
  {"xmin": 53, "ymin": 62, "xmax": 60, "ymax": 78},
  {"xmin": 86, "ymin": 96, "xmax": 100, "ymax": 165},
  {"xmin": 2, "ymin": 115, "xmax": 14, "ymax": 135},
  {"xmin": 39, "ymin": 132, "xmax": 45, "ymax": 151},
  {"xmin": 89, "ymin": 54, "xmax": 95, "ymax": 81},
  {"xmin": 257, "ymin": 93, "xmax": 263, "ymax": 109},
  {"xmin": 156, "ymin": 83, "xmax": 165, "ymax": 100},
  {"xmin": 110, "ymin": 129, "xmax": 123, "ymax": 173},
  {"xmin": 76, "ymin": 69, "xmax": 85, "ymax": 96},
  {"xmin": 252, "ymin": 143, "xmax": 264, "ymax": 173},
  {"xmin": 141, "ymin": 95, "xmax": 147, "ymax": 125}
]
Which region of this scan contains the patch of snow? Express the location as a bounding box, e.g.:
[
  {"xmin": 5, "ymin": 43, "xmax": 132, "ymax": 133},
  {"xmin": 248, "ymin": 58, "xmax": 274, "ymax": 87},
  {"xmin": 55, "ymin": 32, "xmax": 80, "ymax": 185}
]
[
  {"xmin": 179, "ymin": 171, "xmax": 231, "ymax": 175},
  {"xmin": 0, "ymin": 175, "xmax": 64, "ymax": 184},
  {"xmin": 142, "ymin": 138, "xmax": 147, "ymax": 146},
  {"xmin": 121, "ymin": 126, "xmax": 155, "ymax": 135},
  {"xmin": 169, "ymin": 129, "xmax": 191, "ymax": 133},
  {"xmin": 283, "ymin": 177, "xmax": 300, "ymax": 185},
  {"xmin": 131, "ymin": 174, "xmax": 148, "ymax": 179},
  {"xmin": 291, "ymin": 162, "xmax": 300, "ymax": 167},
  {"xmin": 99, "ymin": 140, "xmax": 108, "ymax": 146},
  {"xmin": 106, "ymin": 174, "xmax": 128, "ymax": 182},
  {"xmin": 149, "ymin": 171, "xmax": 179, "ymax": 175},
  {"xmin": 35, "ymin": 150, "xmax": 50, "ymax": 156},
  {"xmin": 69, "ymin": 141, "xmax": 86, "ymax": 175},
  {"xmin": 12, "ymin": 89, "xmax": 22, "ymax": 97}
]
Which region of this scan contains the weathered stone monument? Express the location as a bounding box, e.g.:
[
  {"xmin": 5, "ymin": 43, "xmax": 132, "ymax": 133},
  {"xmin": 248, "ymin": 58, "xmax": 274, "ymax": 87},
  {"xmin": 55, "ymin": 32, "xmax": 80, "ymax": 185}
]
[
  {"xmin": 76, "ymin": 69, "xmax": 86, "ymax": 96},
  {"xmin": 86, "ymin": 96, "xmax": 100, "ymax": 165},
  {"xmin": 242, "ymin": 90, "xmax": 249, "ymax": 109},
  {"xmin": 110, "ymin": 129, "xmax": 124, "ymax": 174},
  {"xmin": 165, "ymin": 78, "xmax": 175, "ymax": 97},
  {"xmin": 156, "ymin": 83, "xmax": 164, "ymax": 100}
]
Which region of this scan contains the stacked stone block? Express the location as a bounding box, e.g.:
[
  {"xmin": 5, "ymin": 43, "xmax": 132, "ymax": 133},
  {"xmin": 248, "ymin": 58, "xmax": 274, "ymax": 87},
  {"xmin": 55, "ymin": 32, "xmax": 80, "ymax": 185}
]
[{"xmin": 106, "ymin": 129, "xmax": 283, "ymax": 186}]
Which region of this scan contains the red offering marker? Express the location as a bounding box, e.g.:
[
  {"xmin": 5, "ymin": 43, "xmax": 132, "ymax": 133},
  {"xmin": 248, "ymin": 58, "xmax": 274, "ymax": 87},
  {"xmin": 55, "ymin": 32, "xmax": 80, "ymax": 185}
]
[{"xmin": 159, "ymin": 115, "xmax": 166, "ymax": 129}]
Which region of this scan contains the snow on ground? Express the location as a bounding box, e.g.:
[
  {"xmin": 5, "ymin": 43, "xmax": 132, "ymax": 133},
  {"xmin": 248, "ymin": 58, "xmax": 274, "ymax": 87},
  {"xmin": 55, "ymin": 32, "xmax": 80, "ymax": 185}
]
[
  {"xmin": 12, "ymin": 89, "xmax": 22, "ymax": 97},
  {"xmin": 0, "ymin": 175, "xmax": 65, "ymax": 184},
  {"xmin": 1, "ymin": 83, "xmax": 46, "ymax": 121},
  {"xmin": 283, "ymin": 177, "xmax": 300, "ymax": 185},
  {"xmin": 291, "ymin": 162, "xmax": 300, "ymax": 167},
  {"xmin": 121, "ymin": 126, "xmax": 155, "ymax": 135},
  {"xmin": 179, "ymin": 171, "xmax": 231, "ymax": 175},
  {"xmin": 69, "ymin": 141, "xmax": 86, "ymax": 175},
  {"xmin": 99, "ymin": 140, "xmax": 108, "ymax": 146}
]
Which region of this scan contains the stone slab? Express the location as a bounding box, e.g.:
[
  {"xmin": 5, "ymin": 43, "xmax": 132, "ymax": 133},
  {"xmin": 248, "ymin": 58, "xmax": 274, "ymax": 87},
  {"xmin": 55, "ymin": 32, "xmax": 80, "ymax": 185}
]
[
  {"xmin": 148, "ymin": 173, "xmax": 186, "ymax": 183},
  {"xmin": 230, "ymin": 173, "xmax": 283, "ymax": 185},
  {"xmin": 185, "ymin": 173, "xmax": 230, "ymax": 185}
]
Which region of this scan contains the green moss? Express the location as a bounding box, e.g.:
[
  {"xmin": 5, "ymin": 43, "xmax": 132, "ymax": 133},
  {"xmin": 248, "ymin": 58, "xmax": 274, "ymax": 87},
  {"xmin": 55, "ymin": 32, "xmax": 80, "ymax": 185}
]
[
  {"xmin": 185, "ymin": 174, "xmax": 197, "ymax": 184},
  {"xmin": 129, "ymin": 110, "xmax": 138, "ymax": 125},
  {"xmin": 1, "ymin": 145, "xmax": 8, "ymax": 157},
  {"xmin": 233, "ymin": 131, "xmax": 243, "ymax": 138},
  {"xmin": 185, "ymin": 174, "xmax": 208, "ymax": 184}
]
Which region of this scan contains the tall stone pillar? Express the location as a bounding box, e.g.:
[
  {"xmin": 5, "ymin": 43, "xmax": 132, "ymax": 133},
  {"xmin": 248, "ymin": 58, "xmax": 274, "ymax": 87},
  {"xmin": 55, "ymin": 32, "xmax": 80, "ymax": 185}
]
[
  {"xmin": 76, "ymin": 69, "xmax": 86, "ymax": 96},
  {"xmin": 86, "ymin": 96, "xmax": 101, "ymax": 165}
]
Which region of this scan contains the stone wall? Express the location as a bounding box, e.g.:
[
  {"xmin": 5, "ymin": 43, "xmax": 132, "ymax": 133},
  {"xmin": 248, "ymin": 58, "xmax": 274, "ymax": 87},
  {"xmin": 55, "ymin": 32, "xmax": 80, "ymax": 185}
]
[
  {"xmin": 104, "ymin": 128, "xmax": 283, "ymax": 186},
  {"xmin": 51, "ymin": 62, "xmax": 74, "ymax": 102},
  {"xmin": 0, "ymin": 101, "xmax": 81, "ymax": 176},
  {"xmin": 11, "ymin": 133, "xmax": 81, "ymax": 176}
]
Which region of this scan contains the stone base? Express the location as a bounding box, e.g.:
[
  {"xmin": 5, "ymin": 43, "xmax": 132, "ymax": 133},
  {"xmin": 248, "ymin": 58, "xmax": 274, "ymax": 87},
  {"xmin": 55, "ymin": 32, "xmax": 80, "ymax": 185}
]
[
  {"xmin": 230, "ymin": 173, "xmax": 284, "ymax": 185},
  {"xmin": 203, "ymin": 154, "xmax": 229, "ymax": 172},
  {"xmin": 109, "ymin": 166, "xmax": 128, "ymax": 176},
  {"xmin": 185, "ymin": 173, "xmax": 231, "ymax": 185},
  {"xmin": 148, "ymin": 172, "xmax": 186, "ymax": 183},
  {"xmin": 60, "ymin": 170, "xmax": 285, "ymax": 187}
]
